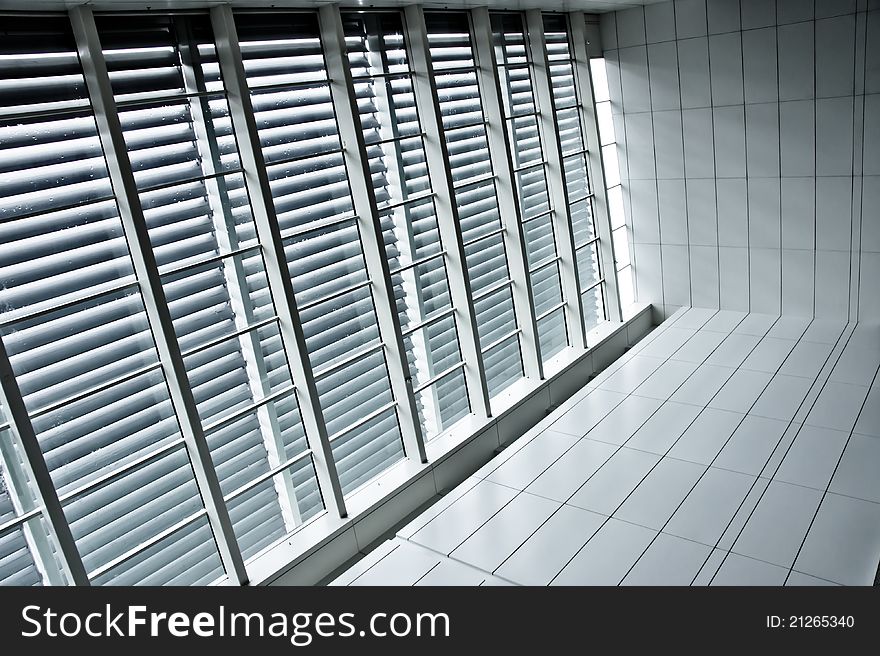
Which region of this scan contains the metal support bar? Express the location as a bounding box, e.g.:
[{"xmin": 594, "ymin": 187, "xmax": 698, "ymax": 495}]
[
  {"xmin": 210, "ymin": 4, "xmax": 348, "ymax": 518},
  {"xmin": 69, "ymin": 5, "xmax": 249, "ymax": 585},
  {"xmin": 470, "ymin": 7, "xmax": 544, "ymax": 380},
  {"xmin": 0, "ymin": 339, "xmax": 89, "ymax": 585},
  {"xmin": 525, "ymin": 9, "xmax": 587, "ymax": 350},
  {"xmin": 569, "ymin": 10, "xmax": 622, "ymax": 322},
  {"xmin": 404, "ymin": 4, "xmax": 491, "ymax": 419},
  {"xmin": 318, "ymin": 4, "xmax": 427, "ymax": 463}
]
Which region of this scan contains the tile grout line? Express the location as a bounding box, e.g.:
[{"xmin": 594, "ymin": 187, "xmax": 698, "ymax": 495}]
[
  {"xmin": 781, "ymin": 354, "xmax": 880, "ymax": 585},
  {"xmin": 704, "ymin": 320, "xmax": 859, "ymax": 585}
]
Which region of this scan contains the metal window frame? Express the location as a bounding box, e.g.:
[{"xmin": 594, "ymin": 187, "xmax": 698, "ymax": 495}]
[
  {"xmin": 525, "ymin": 9, "xmax": 587, "ymax": 350},
  {"xmin": 470, "ymin": 7, "xmax": 543, "ymax": 380},
  {"xmin": 318, "ymin": 4, "xmax": 427, "ymax": 463},
  {"xmin": 569, "ymin": 11, "xmax": 622, "ymax": 322},
  {"xmin": 69, "ymin": 5, "xmax": 249, "ymax": 585}
]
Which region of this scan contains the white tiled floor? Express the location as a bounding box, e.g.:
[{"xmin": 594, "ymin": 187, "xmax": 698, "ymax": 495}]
[{"xmin": 332, "ymin": 309, "xmax": 880, "ymax": 586}]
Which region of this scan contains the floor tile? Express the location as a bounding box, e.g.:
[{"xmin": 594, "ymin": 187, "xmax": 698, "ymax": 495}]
[
  {"xmin": 673, "ymin": 307, "xmax": 717, "ymax": 330},
  {"xmin": 805, "ymin": 381, "xmax": 870, "ymax": 432},
  {"xmin": 778, "ymin": 340, "xmax": 834, "ymax": 380},
  {"xmin": 478, "ymin": 576, "xmax": 517, "ymax": 586},
  {"xmin": 691, "ymin": 548, "xmax": 728, "ymax": 586},
  {"xmin": 708, "ymin": 369, "xmax": 774, "ymax": 413},
  {"xmin": 793, "ymin": 492, "xmax": 880, "ymax": 586},
  {"xmin": 801, "ymin": 318, "xmax": 846, "ymax": 344},
  {"xmin": 639, "ymin": 327, "xmax": 698, "ymax": 359},
  {"xmin": 597, "ymin": 355, "xmax": 665, "ymax": 394},
  {"xmin": 486, "ymin": 430, "xmax": 578, "ymax": 490},
  {"xmin": 550, "ymin": 388, "xmax": 627, "ymax": 437},
  {"xmin": 408, "ymin": 479, "xmax": 518, "ymax": 554},
  {"xmin": 829, "ymin": 433, "xmax": 880, "ymax": 503},
  {"xmin": 740, "ymin": 337, "xmax": 797, "ymax": 374},
  {"xmin": 668, "ymin": 408, "xmax": 744, "ymax": 465},
  {"xmin": 765, "ymin": 315, "xmax": 810, "ymax": 341},
  {"xmin": 750, "ymin": 374, "xmax": 813, "ymax": 421},
  {"xmin": 495, "ymin": 505, "xmax": 606, "ymax": 585},
  {"xmin": 716, "ymin": 477, "xmax": 771, "ymax": 551},
  {"xmin": 451, "ymin": 492, "xmax": 560, "ymax": 573},
  {"xmin": 670, "ymin": 363, "xmax": 736, "ymax": 407},
  {"xmin": 526, "ymin": 438, "xmax": 617, "ymax": 502},
  {"xmin": 829, "ymin": 339, "xmax": 880, "ymax": 386},
  {"xmin": 584, "ymin": 395, "xmax": 664, "ymax": 445},
  {"xmin": 622, "ymin": 533, "xmax": 713, "ymax": 585},
  {"xmin": 568, "ymin": 447, "xmax": 661, "ymax": 515},
  {"xmin": 614, "ymin": 457, "xmax": 706, "ymax": 529},
  {"xmin": 551, "ymin": 518, "xmax": 657, "ymax": 585},
  {"xmin": 397, "ymin": 477, "xmax": 479, "ymax": 538},
  {"xmin": 731, "ymin": 480, "xmax": 823, "ymax": 568},
  {"xmin": 713, "ymin": 415, "xmax": 789, "ymax": 475},
  {"xmin": 632, "ymin": 359, "xmax": 700, "ymax": 400},
  {"xmin": 785, "ymin": 571, "xmax": 840, "ymax": 586},
  {"xmin": 706, "ymin": 332, "xmax": 763, "ymax": 368},
  {"xmin": 774, "ymin": 424, "xmax": 849, "ymax": 490},
  {"xmin": 665, "ymin": 467, "xmax": 756, "ymax": 546},
  {"xmin": 852, "ymin": 382, "xmax": 880, "ymax": 438},
  {"xmin": 701, "ymin": 310, "xmax": 747, "ymax": 333},
  {"xmin": 414, "ymin": 558, "xmax": 492, "ymax": 586},
  {"xmin": 331, "ymin": 540, "xmax": 398, "ymax": 586},
  {"xmin": 711, "ymin": 553, "xmax": 789, "ymax": 585},
  {"xmin": 732, "ymin": 313, "xmax": 777, "ymax": 336},
  {"xmin": 625, "ymin": 401, "xmax": 703, "ymax": 455},
  {"xmin": 670, "ymin": 329, "xmax": 728, "ymax": 363},
  {"xmin": 351, "ymin": 540, "xmax": 442, "ymax": 586}
]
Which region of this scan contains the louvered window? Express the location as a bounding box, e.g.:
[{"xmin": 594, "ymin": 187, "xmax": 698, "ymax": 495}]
[
  {"xmin": 0, "ymin": 16, "xmax": 230, "ymax": 585},
  {"xmin": 233, "ymin": 12, "xmax": 406, "ymax": 493},
  {"xmin": 343, "ymin": 12, "xmax": 470, "ymax": 441},
  {"xmin": 423, "ymin": 11, "xmax": 524, "ymax": 399},
  {"xmin": 490, "ymin": 12, "xmax": 569, "ymax": 362},
  {"xmin": 543, "ymin": 13, "xmax": 607, "ymax": 332}
]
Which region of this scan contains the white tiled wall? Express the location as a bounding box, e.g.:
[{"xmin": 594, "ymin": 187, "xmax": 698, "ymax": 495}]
[{"xmin": 601, "ymin": 0, "xmax": 880, "ymax": 321}]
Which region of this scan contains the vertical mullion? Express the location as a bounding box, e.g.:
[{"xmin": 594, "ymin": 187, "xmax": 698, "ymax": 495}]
[
  {"xmin": 209, "ymin": 5, "xmax": 347, "ymax": 519},
  {"xmin": 176, "ymin": 15, "xmax": 302, "ymax": 529},
  {"xmin": 570, "ymin": 10, "xmax": 622, "ymax": 323},
  {"xmin": 0, "ymin": 339, "xmax": 89, "ymax": 585},
  {"xmin": 470, "ymin": 7, "xmax": 544, "ymax": 380},
  {"xmin": 525, "ymin": 9, "xmax": 587, "ymax": 350},
  {"xmin": 318, "ymin": 4, "xmax": 427, "ymax": 463},
  {"xmin": 403, "ymin": 4, "xmax": 492, "ymax": 419},
  {"xmin": 69, "ymin": 5, "xmax": 248, "ymax": 585}
]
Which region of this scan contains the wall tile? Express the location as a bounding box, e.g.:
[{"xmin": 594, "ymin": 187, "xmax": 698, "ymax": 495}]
[
  {"xmin": 717, "ymin": 178, "xmax": 749, "ymax": 247},
  {"xmin": 646, "ymin": 1, "xmax": 677, "ymax": 43},
  {"xmin": 777, "ymin": 22, "xmax": 815, "ymax": 101},
  {"xmin": 748, "ymin": 178, "xmax": 782, "ymax": 249},
  {"xmin": 713, "ymin": 105, "xmax": 747, "ymax": 178},
  {"xmin": 691, "ymin": 244, "xmax": 721, "ymax": 307},
  {"xmin": 859, "ymin": 252, "xmax": 880, "ymax": 319},
  {"xmin": 780, "ymin": 100, "xmax": 815, "ymax": 177},
  {"xmin": 648, "ymin": 41, "xmax": 682, "ymax": 110},
  {"xmin": 719, "ymin": 246, "xmax": 751, "ymax": 310},
  {"xmin": 709, "ymin": 32, "xmax": 744, "ymax": 106},
  {"xmin": 687, "ymin": 178, "xmax": 719, "ymax": 246},
  {"xmin": 815, "ymin": 250, "xmax": 850, "ymax": 317},
  {"xmin": 815, "ymin": 0, "xmax": 858, "ymax": 19},
  {"xmin": 816, "ymin": 177, "xmax": 853, "ymax": 251},
  {"xmin": 662, "ymin": 243, "xmax": 692, "ymax": 306},
  {"xmin": 707, "ymin": 0, "xmax": 742, "ymax": 34},
  {"xmin": 619, "ymin": 46, "xmax": 652, "ymax": 113},
  {"xmin": 676, "ymin": 0, "xmax": 709, "ymax": 39},
  {"xmin": 658, "ymin": 178, "xmax": 690, "ymax": 244},
  {"xmin": 866, "ymin": 11, "xmax": 880, "ymax": 94},
  {"xmin": 861, "ymin": 176, "xmax": 880, "ymax": 252},
  {"xmin": 746, "ymin": 102, "xmax": 780, "ymax": 177},
  {"xmin": 782, "ymin": 249, "xmax": 815, "ymax": 316},
  {"xmin": 625, "ymin": 112, "xmax": 657, "ymax": 180},
  {"xmin": 653, "ymin": 109, "xmax": 686, "ymax": 179},
  {"xmin": 682, "ymin": 108, "xmax": 716, "ymax": 177},
  {"xmin": 863, "ymin": 94, "xmax": 880, "ymax": 175},
  {"xmin": 777, "ymin": 0, "xmax": 814, "ymax": 24},
  {"xmin": 742, "ymin": 27, "xmax": 778, "ymax": 104},
  {"xmin": 750, "ymin": 247, "xmax": 782, "ymax": 314},
  {"xmin": 630, "ymin": 179, "xmax": 662, "ymax": 244},
  {"xmin": 617, "ymin": 7, "xmax": 647, "ymax": 48},
  {"xmin": 678, "ymin": 37, "xmax": 712, "ymax": 108},
  {"xmin": 741, "ymin": 0, "xmax": 776, "ymax": 29},
  {"xmin": 816, "ymin": 15, "xmax": 856, "ymax": 98},
  {"xmin": 781, "ymin": 177, "xmax": 816, "ymax": 250},
  {"xmin": 633, "ymin": 242, "xmax": 664, "ymax": 304},
  {"xmin": 816, "ymin": 97, "xmax": 854, "ymax": 177},
  {"xmin": 600, "ymin": 12, "xmax": 617, "ymax": 51}
]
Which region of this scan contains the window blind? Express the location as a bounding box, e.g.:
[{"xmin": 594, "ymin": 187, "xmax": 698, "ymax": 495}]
[
  {"xmin": 490, "ymin": 12, "xmax": 569, "ymax": 362},
  {"xmin": 343, "ymin": 12, "xmax": 469, "ymax": 441},
  {"xmin": 423, "ymin": 11, "xmax": 524, "ymax": 399}
]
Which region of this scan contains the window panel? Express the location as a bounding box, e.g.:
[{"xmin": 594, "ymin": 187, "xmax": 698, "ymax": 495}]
[{"xmin": 426, "ymin": 10, "xmax": 524, "ymax": 396}]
